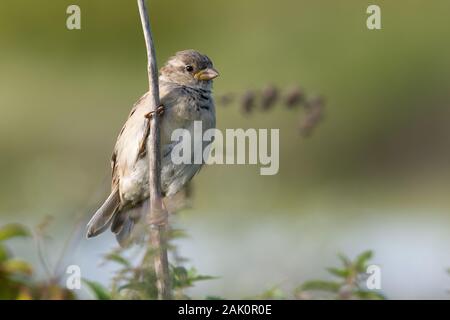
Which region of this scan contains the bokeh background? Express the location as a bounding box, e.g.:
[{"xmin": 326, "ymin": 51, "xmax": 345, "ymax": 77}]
[{"xmin": 1, "ymin": 0, "xmax": 450, "ymax": 299}]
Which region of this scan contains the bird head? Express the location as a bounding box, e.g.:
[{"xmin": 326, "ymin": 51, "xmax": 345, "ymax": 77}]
[{"xmin": 160, "ymin": 49, "xmax": 219, "ymax": 89}]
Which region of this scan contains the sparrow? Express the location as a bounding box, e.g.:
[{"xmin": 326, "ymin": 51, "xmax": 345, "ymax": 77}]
[{"xmin": 86, "ymin": 49, "xmax": 219, "ymax": 246}]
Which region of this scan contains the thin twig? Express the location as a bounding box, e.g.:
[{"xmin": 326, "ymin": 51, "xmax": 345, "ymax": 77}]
[
  {"xmin": 137, "ymin": 0, "xmax": 171, "ymax": 300},
  {"xmin": 34, "ymin": 232, "xmax": 53, "ymax": 279}
]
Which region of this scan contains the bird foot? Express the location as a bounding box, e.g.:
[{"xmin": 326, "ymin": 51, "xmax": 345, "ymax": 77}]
[
  {"xmin": 145, "ymin": 105, "xmax": 165, "ymax": 119},
  {"xmin": 148, "ymin": 210, "xmax": 169, "ymax": 227},
  {"xmin": 147, "ymin": 199, "xmax": 169, "ymax": 227}
]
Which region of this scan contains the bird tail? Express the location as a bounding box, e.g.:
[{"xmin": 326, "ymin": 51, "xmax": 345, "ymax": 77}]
[
  {"xmin": 111, "ymin": 199, "xmax": 149, "ymax": 247},
  {"xmin": 86, "ymin": 187, "xmax": 120, "ymax": 238}
]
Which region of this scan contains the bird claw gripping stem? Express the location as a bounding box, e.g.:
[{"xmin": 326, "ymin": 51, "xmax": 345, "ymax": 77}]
[
  {"xmin": 148, "ymin": 210, "xmax": 169, "ymax": 227},
  {"xmin": 139, "ymin": 105, "xmax": 165, "ymax": 155},
  {"xmin": 147, "ymin": 197, "xmax": 169, "ymax": 227},
  {"xmin": 144, "ymin": 105, "xmax": 165, "ymax": 119}
]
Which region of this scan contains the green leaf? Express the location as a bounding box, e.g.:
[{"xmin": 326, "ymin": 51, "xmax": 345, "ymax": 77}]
[
  {"xmin": 337, "ymin": 253, "xmax": 352, "ymax": 268},
  {"xmin": 103, "ymin": 253, "xmax": 131, "ymax": 267},
  {"xmin": 206, "ymin": 295, "xmax": 225, "ymax": 300},
  {"xmin": 169, "ymin": 229, "xmax": 190, "ymax": 240},
  {"xmin": 118, "ymin": 281, "xmax": 147, "ymax": 292},
  {"xmin": 355, "ymin": 250, "xmax": 373, "ymax": 272},
  {"xmin": 118, "ymin": 280, "xmax": 157, "ymax": 300},
  {"xmin": 0, "ymin": 244, "xmax": 10, "ymax": 262},
  {"xmin": 355, "ymin": 290, "xmax": 385, "ymax": 300},
  {"xmin": 300, "ymin": 280, "xmax": 340, "ymax": 293},
  {"xmin": 192, "ymin": 274, "xmax": 217, "ymax": 281},
  {"xmin": 173, "ymin": 266, "xmax": 188, "ymax": 277},
  {"xmin": 83, "ymin": 279, "xmax": 111, "ymax": 300},
  {"xmin": 327, "ymin": 267, "xmax": 350, "ymax": 278},
  {"xmin": 187, "ymin": 268, "xmax": 217, "ymax": 282},
  {"xmin": 1, "ymin": 259, "xmax": 33, "ymax": 275},
  {"xmin": 257, "ymin": 286, "xmax": 285, "ymax": 299},
  {"xmin": 172, "ymin": 266, "xmax": 216, "ymax": 289},
  {"xmin": 0, "ymin": 224, "xmax": 30, "ymax": 242}
]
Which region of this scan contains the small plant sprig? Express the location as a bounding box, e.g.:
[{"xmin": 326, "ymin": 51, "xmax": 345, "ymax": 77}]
[
  {"xmin": 0, "ymin": 223, "xmax": 75, "ymax": 300},
  {"xmin": 295, "ymin": 250, "xmax": 385, "ymax": 300},
  {"xmin": 84, "ymin": 228, "xmax": 216, "ymax": 300}
]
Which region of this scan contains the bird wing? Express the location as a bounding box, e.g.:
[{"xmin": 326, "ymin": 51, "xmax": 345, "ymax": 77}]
[{"xmin": 111, "ymin": 92, "xmax": 150, "ymax": 193}]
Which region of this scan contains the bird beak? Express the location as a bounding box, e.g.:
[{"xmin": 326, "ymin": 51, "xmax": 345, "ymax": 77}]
[{"xmin": 194, "ymin": 68, "xmax": 220, "ymax": 81}]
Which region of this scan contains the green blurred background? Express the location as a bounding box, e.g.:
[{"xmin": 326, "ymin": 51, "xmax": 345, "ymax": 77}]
[{"xmin": 1, "ymin": 0, "xmax": 450, "ymax": 299}]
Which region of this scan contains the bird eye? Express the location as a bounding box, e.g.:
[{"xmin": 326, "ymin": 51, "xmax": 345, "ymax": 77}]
[{"xmin": 185, "ymin": 65, "xmax": 194, "ymax": 72}]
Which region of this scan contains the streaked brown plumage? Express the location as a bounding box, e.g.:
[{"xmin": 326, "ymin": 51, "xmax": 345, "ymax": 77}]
[{"xmin": 87, "ymin": 50, "xmax": 219, "ymax": 246}]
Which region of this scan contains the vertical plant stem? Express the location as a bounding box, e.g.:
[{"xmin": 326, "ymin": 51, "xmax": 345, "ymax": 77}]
[{"xmin": 137, "ymin": 0, "xmax": 171, "ymax": 300}]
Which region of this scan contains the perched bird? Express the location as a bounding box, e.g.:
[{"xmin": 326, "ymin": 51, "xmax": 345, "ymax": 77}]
[{"xmin": 87, "ymin": 50, "xmax": 219, "ymax": 246}]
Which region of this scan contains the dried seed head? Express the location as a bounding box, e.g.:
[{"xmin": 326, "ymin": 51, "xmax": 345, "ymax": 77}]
[
  {"xmin": 241, "ymin": 90, "xmax": 256, "ymax": 114},
  {"xmin": 261, "ymin": 84, "xmax": 279, "ymax": 110},
  {"xmin": 284, "ymin": 86, "xmax": 305, "ymax": 108},
  {"xmin": 299, "ymin": 95, "xmax": 325, "ymax": 137}
]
